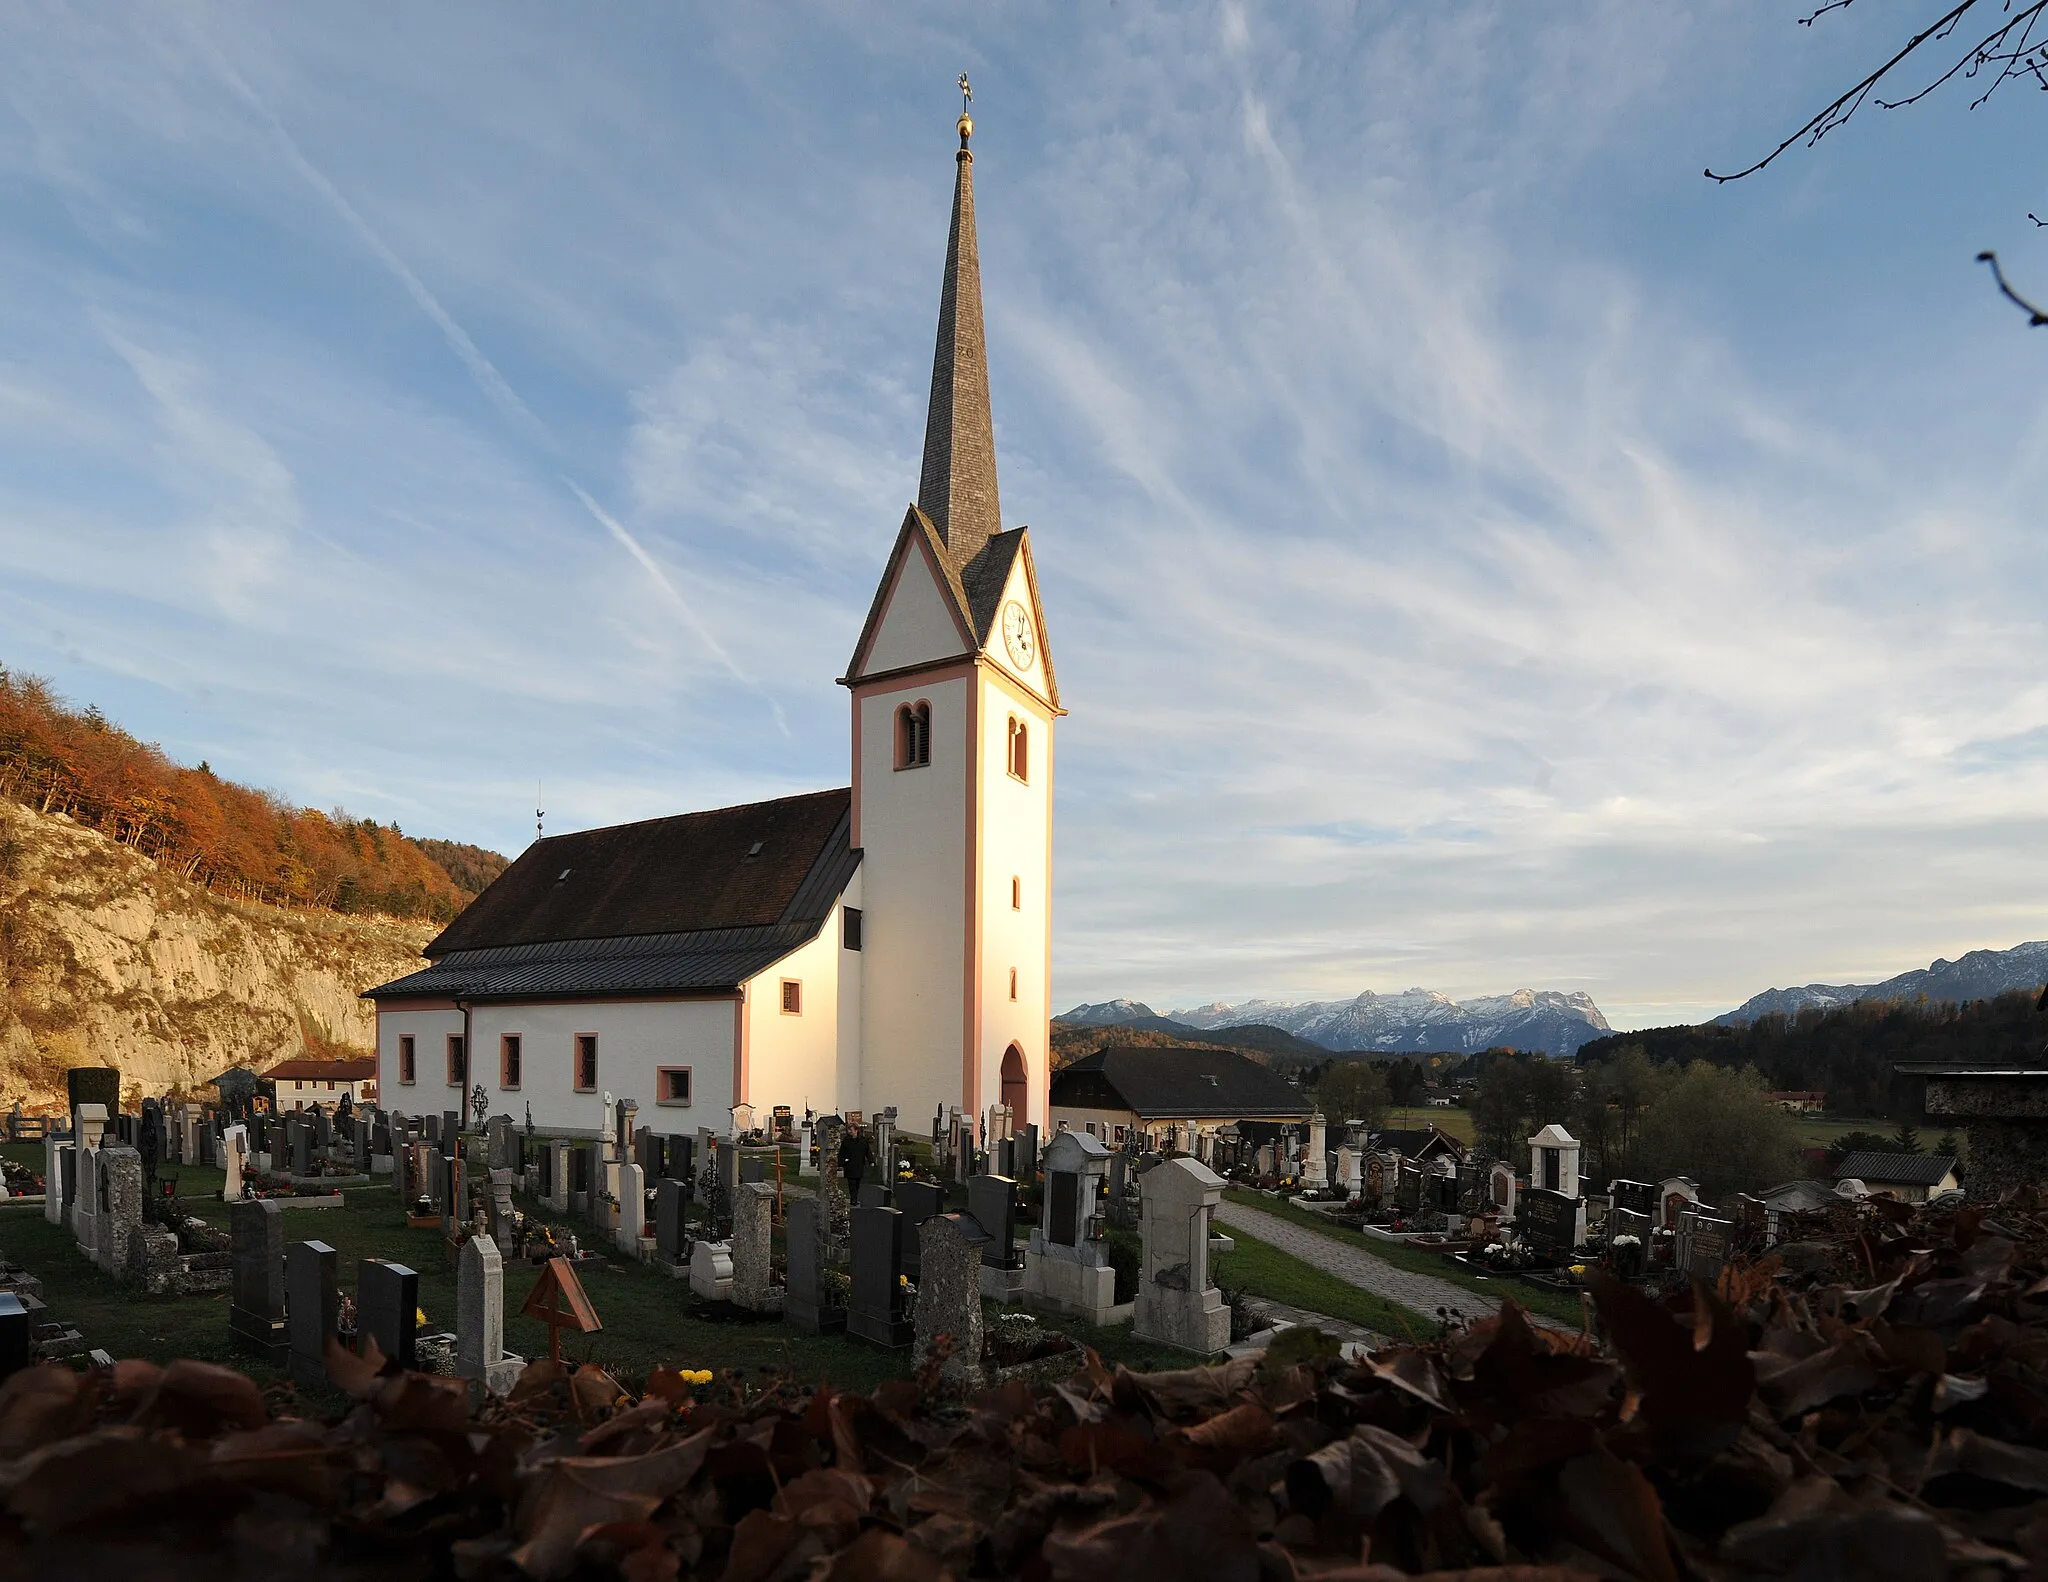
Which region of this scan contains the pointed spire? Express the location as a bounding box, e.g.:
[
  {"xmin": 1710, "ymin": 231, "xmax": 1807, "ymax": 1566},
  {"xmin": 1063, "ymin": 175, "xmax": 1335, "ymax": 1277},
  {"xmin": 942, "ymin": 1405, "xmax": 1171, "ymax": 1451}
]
[{"xmin": 917, "ymin": 90, "xmax": 1001, "ymax": 566}]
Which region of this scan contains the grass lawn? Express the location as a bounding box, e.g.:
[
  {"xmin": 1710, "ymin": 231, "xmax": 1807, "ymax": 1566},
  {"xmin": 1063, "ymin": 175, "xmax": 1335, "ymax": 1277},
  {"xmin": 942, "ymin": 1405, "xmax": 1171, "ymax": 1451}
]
[
  {"xmin": 1381, "ymin": 1105, "xmax": 1473, "ymax": 1145},
  {"xmin": 1213, "ymin": 1227, "xmax": 1435, "ymax": 1341},
  {"xmin": 1222, "ymin": 1187, "xmax": 1585, "ymax": 1328}
]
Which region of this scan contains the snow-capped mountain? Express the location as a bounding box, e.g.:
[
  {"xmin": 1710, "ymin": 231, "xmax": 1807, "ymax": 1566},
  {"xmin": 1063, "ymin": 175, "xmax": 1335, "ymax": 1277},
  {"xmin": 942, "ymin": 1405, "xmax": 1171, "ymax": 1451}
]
[
  {"xmin": 1167, "ymin": 987, "xmax": 1612, "ymax": 1056},
  {"xmin": 1713, "ymin": 941, "xmax": 2048, "ymax": 1027},
  {"xmin": 1057, "ymin": 999, "xmax": 1163, "ymax": 1027}
]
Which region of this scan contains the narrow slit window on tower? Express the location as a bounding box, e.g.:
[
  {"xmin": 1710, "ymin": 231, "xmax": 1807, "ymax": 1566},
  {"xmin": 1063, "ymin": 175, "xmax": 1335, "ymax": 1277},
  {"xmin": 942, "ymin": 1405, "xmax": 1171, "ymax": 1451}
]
[
  {"xmin": 398, "ymin": 1035, "xmax": 416, "ymax": 1085},
  {"xmin": 842, "ymin": 907, "xmax": 863, "ymax": 950},
  {"xmin": 1009, "ymin": 967, "xmax": 1018, "ymax": 1001},
  {"xmin": 1010, "ymin": 875, "xmax": 1021, "ymax": 910},
  {"xmin": 896, "ymin": 701, "xmax": 931, "ymax": 769},
  {"xmin": 1007, "ymin": 715, "xmax": 1028, "ymax": 782}
]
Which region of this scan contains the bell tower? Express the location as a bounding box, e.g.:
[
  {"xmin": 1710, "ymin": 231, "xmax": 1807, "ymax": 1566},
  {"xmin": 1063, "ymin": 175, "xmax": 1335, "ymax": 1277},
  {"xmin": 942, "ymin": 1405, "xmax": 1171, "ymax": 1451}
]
[{"xmin": 841, "ymin": 94, "xmax": 1061, "ymax": 1132}]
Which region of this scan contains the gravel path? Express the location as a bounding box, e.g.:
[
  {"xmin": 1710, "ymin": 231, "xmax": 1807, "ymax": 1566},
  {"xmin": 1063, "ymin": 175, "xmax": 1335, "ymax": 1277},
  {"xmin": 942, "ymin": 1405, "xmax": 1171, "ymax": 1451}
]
[{"xmin": 1216, "ymin": 1199, "xmax": 1572, "ymax": 1332}]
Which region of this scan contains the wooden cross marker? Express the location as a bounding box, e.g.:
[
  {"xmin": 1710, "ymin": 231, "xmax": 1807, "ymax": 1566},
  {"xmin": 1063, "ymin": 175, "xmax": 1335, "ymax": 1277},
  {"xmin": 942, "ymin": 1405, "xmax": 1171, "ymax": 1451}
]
[{"xmin": 521, "ymin": 1255, "xmax": 602, "ymax": 1363}]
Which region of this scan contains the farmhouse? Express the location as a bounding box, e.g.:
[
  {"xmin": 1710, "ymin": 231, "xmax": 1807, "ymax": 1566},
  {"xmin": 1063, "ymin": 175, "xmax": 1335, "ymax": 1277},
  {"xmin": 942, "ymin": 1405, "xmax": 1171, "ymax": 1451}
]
[{"xmin": 1049, "ymin": 1045, "xmax": 1313, "ymax": 1152}]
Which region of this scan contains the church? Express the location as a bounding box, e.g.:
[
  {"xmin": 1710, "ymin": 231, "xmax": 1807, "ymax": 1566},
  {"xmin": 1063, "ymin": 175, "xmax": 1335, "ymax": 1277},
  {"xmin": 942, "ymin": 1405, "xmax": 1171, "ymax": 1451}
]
[{"xmin": 366, "ymin": 107, "xmax": 1060, "ymax": 1141}]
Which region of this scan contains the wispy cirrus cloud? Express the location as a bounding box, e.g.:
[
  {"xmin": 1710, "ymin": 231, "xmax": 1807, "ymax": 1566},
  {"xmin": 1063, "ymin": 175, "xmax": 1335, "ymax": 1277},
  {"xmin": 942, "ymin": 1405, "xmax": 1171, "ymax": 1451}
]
[{"xmin": 0, "ymin": 2, "xmax": 2044, "ymax": 1029}]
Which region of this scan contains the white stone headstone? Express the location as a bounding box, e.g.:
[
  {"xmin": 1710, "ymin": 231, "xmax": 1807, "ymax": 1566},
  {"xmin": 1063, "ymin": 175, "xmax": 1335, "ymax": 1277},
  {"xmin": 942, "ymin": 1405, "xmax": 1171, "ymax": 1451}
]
[
  {"xmin": 689, "ymin": 1239, "xmax": 734, "ymax": 1303},
  {"xmin": 456, "ymin": 1235, "xmax": 524, "ymax": 1396}
]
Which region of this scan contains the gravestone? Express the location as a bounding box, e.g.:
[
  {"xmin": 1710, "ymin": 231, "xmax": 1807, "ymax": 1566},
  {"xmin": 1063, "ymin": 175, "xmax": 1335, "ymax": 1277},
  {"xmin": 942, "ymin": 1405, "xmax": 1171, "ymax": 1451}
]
[
  {"xmin": 229, "ymin": 1199, "xmax": 289, "ymax": 1363},
  {"xmin": 457, "ymin": 1236, "xmax": 524, "ymax": 1397},
  {"xmin": 1658, "ymin": 1177, "xmax": 1702, "ymax": 1231},
  {"xmin": 0, "ymin": 1292, "xmax": 28, "ymax": 1381},
  {"xmin": 716, "ymin": 1141, "xmax": 741, "ymax": 1202},
  {"xmin": 96, "ymin": 1146, "xmax": 144, "ymax": 1278},
  {"xmin": 570, "ymin": 1142, "xmax": 596, "ymax": 1214},
  {"xmin": 967, "ymin": 1174, "xmax": 1021, "ymax": 1297},
  {"xmin": 442, "ymin": 1111, "xmax": 459, "ymax": 1156},
  {"xmin": 485, "ymin": 1115, "xmax": 512, "ymax": 1170},
  {"xmin": 314, "ymin": 1110, "xmax": 333, "ymax": 1148},
  {"xmin": 915, "ymin": 1214, "xmax": 990, "ymax": 1388},
  {"xmin": 1017, "ymin": 1123, "xmax": 1040, "ymax": 1185},
  {"xmin": 545, "ymin": 1140, "xmax": 570, "ymax": 1214},
  {"xmin": 42, "ymin": 1134, "xmax": 66, "ymax": 1225},
  {"xmin": 439, "ymin": 1153, "xmax": 466, "ymax": 1238},
  {"xmin": 358, "ymin": 1259, "xmax": 419, "ymax": 1368},
  {"xmin": 1301, "ymin": 1112, "xmax": 1328, "ymax": 1188},
  {"xmin": 857, "ymin": 1182, "xmax": 889, "ymax": 1209},
  {"xmin": 291, "ymin": 1120, "xmax": 313, "ymax": 1179},
  {"xmin": 222, "ymin": 1124, "xmax": 248, "ymax": 1203},
  {"xmin": 655, "ymin": 1178, "xmax": 690, "ymax": 1268},
  {"xmin": 894, "ymin": 1180, "xmax": 945, "ymax": 1279},
  {"xmin": 817, "ymin": 1116, "xmax": 849, "ymax": 1247},
  {"xmin": 1519, "ymin": 1187, "xmax": 1583, "ymax": 1258},
  {"xmin": 845, "ymin": 1204, "xmax": 913, "ymax": 1347},
  {"xmin": 618, "ymin": 1159, "xmax": 648, "ymax": 1253},
  {"xmin": 425, "ymin": 1113, "xmax": 441, "ymax": 1152},
  {"xmin": 1527, "ymin": 1124, "xmax": 1582, "ymax": 1197},
  {"xmin": 1132, "ymin": 1156, "xmax": 1229, "ymax": 1353},
  {"xmin": 782, "ymin": 1194, "xmax": 839, "ymax": 1333},
  {"xmin": 286, "ymin": 1240, "xmax": 340, "ymax": 1389},
  {"xmin": 488, "ymin": 1169, "xmax": 519, "ymax": 1256},
  {"xmin": 729, "ymin": 1182, "xmax": 781, "ymax": 1312},
  {"xmin": 1675, "ymin": 1207, "xmax": 1731, "ymax": 1284},
  {"xmin": 689, "ymin": 1240, "xmax": 733, "ymax": 1304},
  {"xmin": 665, "ymin": 1134, "xmax": 694, "ymax": 1184},
  {"xmin": 1396, "ymin": 1162, "xmax": 1424, "ymax": 1214}
]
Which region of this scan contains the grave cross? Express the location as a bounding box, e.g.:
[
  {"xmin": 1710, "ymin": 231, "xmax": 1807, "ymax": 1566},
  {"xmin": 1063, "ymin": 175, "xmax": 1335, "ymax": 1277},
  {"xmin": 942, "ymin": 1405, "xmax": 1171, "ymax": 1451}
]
[{"xmin": 520, "ymin": 1256, "xmax": 602, "ymax": 1363}]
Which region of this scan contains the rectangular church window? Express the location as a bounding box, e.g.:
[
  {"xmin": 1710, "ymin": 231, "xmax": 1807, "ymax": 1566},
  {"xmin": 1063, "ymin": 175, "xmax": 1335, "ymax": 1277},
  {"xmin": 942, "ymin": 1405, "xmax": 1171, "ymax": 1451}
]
[
  {"xmin": 501, "ymin": 1034, "xmax": 522, "ymax": 1090},
  {"xmin": 399, "ymin": 1035, "xmax": 415, "ymax": 1084},
  {"xmin": 658, "ymin": 1067, "xmax": 692, "ymax": 1106},
  {"xmin": 781, "ymin": 979, "xmax": 803, "ymax": 1015},
  {"xmin": 575, "ymin": 1034, "xmax": 598, "ymax": 1092},
  {"xmin": 842, "ymin": 907, "xmax": 862, "ymax": 950},
  {"xmin": 446, "ymin": 1034, "xmax": 466, "ymax": 1087}
]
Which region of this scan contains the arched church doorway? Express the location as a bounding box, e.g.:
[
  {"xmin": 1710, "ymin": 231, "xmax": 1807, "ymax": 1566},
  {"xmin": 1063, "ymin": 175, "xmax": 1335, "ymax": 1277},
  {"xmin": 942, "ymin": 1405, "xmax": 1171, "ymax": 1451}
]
[{"xmin": 1001, "ymin": 1044, "xmax": 1029, "ymax": 1118}]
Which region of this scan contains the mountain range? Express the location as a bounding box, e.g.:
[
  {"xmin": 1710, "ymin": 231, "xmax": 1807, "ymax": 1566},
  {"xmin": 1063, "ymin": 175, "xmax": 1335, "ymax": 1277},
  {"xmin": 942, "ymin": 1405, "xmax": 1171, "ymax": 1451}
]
[
  {"xmin": 1712, "ymin": 941, "xmax": 2048, "ymax": 1027},
  {"xmin": 1060, "ymin": 987, "xmax": 1614, "ymax": 1057}
]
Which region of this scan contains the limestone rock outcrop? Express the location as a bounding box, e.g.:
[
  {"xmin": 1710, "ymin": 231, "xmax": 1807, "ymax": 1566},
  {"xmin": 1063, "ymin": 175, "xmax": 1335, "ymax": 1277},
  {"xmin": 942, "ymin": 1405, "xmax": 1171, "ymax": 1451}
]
[{"xmin": 0, "ymin": 798, "xmax": 430, "ymax": 1106}]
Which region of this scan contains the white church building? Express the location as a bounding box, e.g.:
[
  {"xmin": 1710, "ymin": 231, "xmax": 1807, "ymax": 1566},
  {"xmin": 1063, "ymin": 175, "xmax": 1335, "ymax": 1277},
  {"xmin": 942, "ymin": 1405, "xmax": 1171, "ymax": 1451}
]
[{"xmin": 366, "ymin": 109, "xmax": 1060, "ymax": 1139}]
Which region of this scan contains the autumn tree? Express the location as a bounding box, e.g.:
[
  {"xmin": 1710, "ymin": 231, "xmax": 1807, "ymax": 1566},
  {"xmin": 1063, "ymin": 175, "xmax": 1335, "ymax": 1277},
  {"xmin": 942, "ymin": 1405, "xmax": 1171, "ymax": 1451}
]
[
  {"xmin": 1315, "ymin": 1059, "xmax": 1390, "ymax": 1130},
  {"xmin": 1635, "ymin": 1062, "xmax": 1806, "ymax": 1203}
]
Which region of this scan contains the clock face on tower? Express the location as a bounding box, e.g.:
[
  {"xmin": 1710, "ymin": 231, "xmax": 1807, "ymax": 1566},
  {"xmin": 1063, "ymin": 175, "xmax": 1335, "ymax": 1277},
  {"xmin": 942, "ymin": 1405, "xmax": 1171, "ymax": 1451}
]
[{"xmin": 1001, "ymin": 600, "xmax": 1035, "ymax": 669}]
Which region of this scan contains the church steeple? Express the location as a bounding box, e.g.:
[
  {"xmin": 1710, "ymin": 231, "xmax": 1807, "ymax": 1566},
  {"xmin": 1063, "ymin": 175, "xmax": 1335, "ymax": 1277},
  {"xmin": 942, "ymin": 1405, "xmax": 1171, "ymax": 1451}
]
[{"xmin": 917, "ymin": 88, "xmax": 1001, "ymax": 568}]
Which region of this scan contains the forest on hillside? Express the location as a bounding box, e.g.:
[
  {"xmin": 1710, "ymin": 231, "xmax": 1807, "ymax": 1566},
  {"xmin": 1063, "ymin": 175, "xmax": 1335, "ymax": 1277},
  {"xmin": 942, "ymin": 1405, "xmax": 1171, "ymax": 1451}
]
[
  {"xmin": 1576, "ymin": 989, "xmax": 2048, "ymax": 1119},
  {"xmin": 0, "ymin": 666, "xmax": 506, "ymax": 923}
]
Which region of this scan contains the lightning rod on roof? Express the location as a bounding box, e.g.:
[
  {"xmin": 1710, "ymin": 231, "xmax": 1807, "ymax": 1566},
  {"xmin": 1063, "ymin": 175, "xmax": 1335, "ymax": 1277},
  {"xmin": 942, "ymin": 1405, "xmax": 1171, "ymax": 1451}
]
[{"xmin": 536, "ymin": 781, "xmax": 544, "ymax": 842}]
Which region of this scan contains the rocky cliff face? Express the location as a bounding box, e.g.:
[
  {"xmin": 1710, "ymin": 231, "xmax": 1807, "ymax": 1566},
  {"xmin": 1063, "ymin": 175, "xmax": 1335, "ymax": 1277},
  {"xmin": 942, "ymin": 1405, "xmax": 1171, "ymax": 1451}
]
[{"xmin": 0, "ymin": 798, "xmax": 432, "ymax": 1107}]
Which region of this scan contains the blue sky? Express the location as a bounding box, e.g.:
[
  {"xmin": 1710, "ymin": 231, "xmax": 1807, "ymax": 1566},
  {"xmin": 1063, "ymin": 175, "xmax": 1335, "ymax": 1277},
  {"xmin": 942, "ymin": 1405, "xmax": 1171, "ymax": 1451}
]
[{"xmin": 5, "ymin": 2, "xmax": 2048, "ymax": 1029}]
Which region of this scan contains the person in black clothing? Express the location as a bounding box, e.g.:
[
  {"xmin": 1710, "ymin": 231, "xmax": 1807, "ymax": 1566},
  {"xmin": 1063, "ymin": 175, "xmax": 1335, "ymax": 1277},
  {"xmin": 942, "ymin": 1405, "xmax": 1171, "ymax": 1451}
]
[{"xmin": 837, "ymin": 1121, "xmax": 872, "ymax": 1202}]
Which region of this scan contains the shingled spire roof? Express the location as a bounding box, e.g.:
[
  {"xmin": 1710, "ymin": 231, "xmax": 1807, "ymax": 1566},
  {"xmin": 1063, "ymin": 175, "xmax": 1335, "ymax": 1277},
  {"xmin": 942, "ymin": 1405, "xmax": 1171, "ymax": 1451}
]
[{"xmin": 917, "ymin": 107, "xmax": 1001, "ymax": 570}]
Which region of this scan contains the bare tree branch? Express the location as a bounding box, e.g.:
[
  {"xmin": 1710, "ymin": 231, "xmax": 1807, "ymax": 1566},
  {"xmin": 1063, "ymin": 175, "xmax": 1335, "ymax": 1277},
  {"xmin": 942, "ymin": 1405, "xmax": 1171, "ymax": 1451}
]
[
  {"xmin": 1706, "ymin": 0, "xmax": 2048, "ymax": 183},
  {"xmin": 1977, "ymin": 250, "xmax": 2048, "ymax": 325}
]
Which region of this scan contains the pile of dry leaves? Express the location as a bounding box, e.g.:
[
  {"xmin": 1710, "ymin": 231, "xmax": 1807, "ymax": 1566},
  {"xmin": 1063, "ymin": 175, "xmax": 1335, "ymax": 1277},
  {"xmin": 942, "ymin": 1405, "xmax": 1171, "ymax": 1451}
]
[{"xmin": 6, "ymin": 1191, "xmax": 2048, "ymax": 1580}]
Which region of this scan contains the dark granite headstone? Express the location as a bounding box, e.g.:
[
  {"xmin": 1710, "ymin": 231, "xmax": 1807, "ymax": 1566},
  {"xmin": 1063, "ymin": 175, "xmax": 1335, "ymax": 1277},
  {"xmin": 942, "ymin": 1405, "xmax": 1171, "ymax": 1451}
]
[
  {"xmin": 782, "ymin": 1196, "xmax": 841, "ymax": 1333},
  {"xmin": 229, "ymin": 1198, "xmax": 288, "ymax": 1362},
  {"xmin": 286, "ymin": 1240, "xmax": 339, "ymax": 1388},
  {"xmin": 538, "ymin": 1141, "xmax": 557, "ymax": 1201},
  {"xmin": 357, "ymin": 1259, "xmax": 419, "ymax": 1368},
  {"xmin": 740, "ymin": 1152, "xmax": 770, "ymax": 1186},
  {"xmin": 1520, "ymin": 1188, "xmax": 1580, "ymax": 1256},
  {"xmin": 571, "ymin": 1142, "xmax": 595, "ymax": 1195},
  {"xmin": 1608, "ymin": 1179, "xmax": 1655, "ymax": 1216},
  {"xmin": 967, "ymin": 1174, "xmax": 1019, "ymax": 1269},
  {"xmin": 656, "ymin": 1178, "xmax": 689, "ymax": 1263},
  {"xmin": 666, "ymin": 1134, "xmax": 694, "ymax": 1182},
  {"xmin": 1048, "ymin": 1171, "xmax": 1079, "ymax": 1246},
  {"xmin": 845, "ymin": 1204, "xmax": 912, "ymax": 1347},
  {"xmin": 60, "ymin": 1148, "xmax": 76, "ymax": 1206},
  {"xmin": 442, "ymin": 1111, "xmax": 459, "ymax": 1157},
  {"xmin": 857, "ymin": 1182, "xmax": 889, "ymax": 1209},
  {"xmin": 291, "ymin": 1122, "xmax": 313, "ymax": 1178},
  {"xmin": 894, "ymin": 1179, "xmax": 945, "ymax": 1278},
  {"xmin": 1017, "ymin": 1124, "xmax": 1039, "ymax": 1183},
  {"xmin": 636, "ymin": 1131, "xmax": 659, "ymax": 1173},
  {"xmin": 0, "ymin": 1291, "xmax": 28, "ymax": 1380},
  {"xmin": 314, "ymin": 1111, "xmax": 333, "ymax": 1147}
]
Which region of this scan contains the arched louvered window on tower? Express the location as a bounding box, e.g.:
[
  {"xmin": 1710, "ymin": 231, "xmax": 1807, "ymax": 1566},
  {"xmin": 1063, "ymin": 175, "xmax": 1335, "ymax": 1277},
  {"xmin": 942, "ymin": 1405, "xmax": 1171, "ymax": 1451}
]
[
  {"xmin": 895, "ymin": 701, "xmax": 932, "ymax": 769},
  {"xmin": 1007, "ymin": 715, "xmax": 1028, "ymax": 783}
]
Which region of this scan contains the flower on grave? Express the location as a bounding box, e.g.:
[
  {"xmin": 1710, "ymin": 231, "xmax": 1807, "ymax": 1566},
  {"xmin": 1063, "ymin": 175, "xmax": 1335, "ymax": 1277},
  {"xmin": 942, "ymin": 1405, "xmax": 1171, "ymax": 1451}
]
[
  {"xmin": 416, "ymin": 1307, "xmax": 428, "ymax": 1326},
  {"xmin": 1569, "ymin": 1264, "xmax": 1586, "ymax": 1275},
  {"xmin": 684, "ymin": 1368, "xmax": 714, "ymax": 1385},
  {"xmin": 1612, "ymin": 1234, "xmax": 1642, "ymax": 1248},
  {"xmin": 1484, "ymin": 1243, "xmax": 1505, "ymax": 1256}
]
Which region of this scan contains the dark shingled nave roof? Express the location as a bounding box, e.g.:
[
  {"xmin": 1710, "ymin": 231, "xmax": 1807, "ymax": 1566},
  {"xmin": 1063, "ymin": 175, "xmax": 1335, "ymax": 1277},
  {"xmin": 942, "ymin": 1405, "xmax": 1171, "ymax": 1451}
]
[{"xmin": 364, "ymin": 789, "xmax": 859, "ymax": 1003}]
